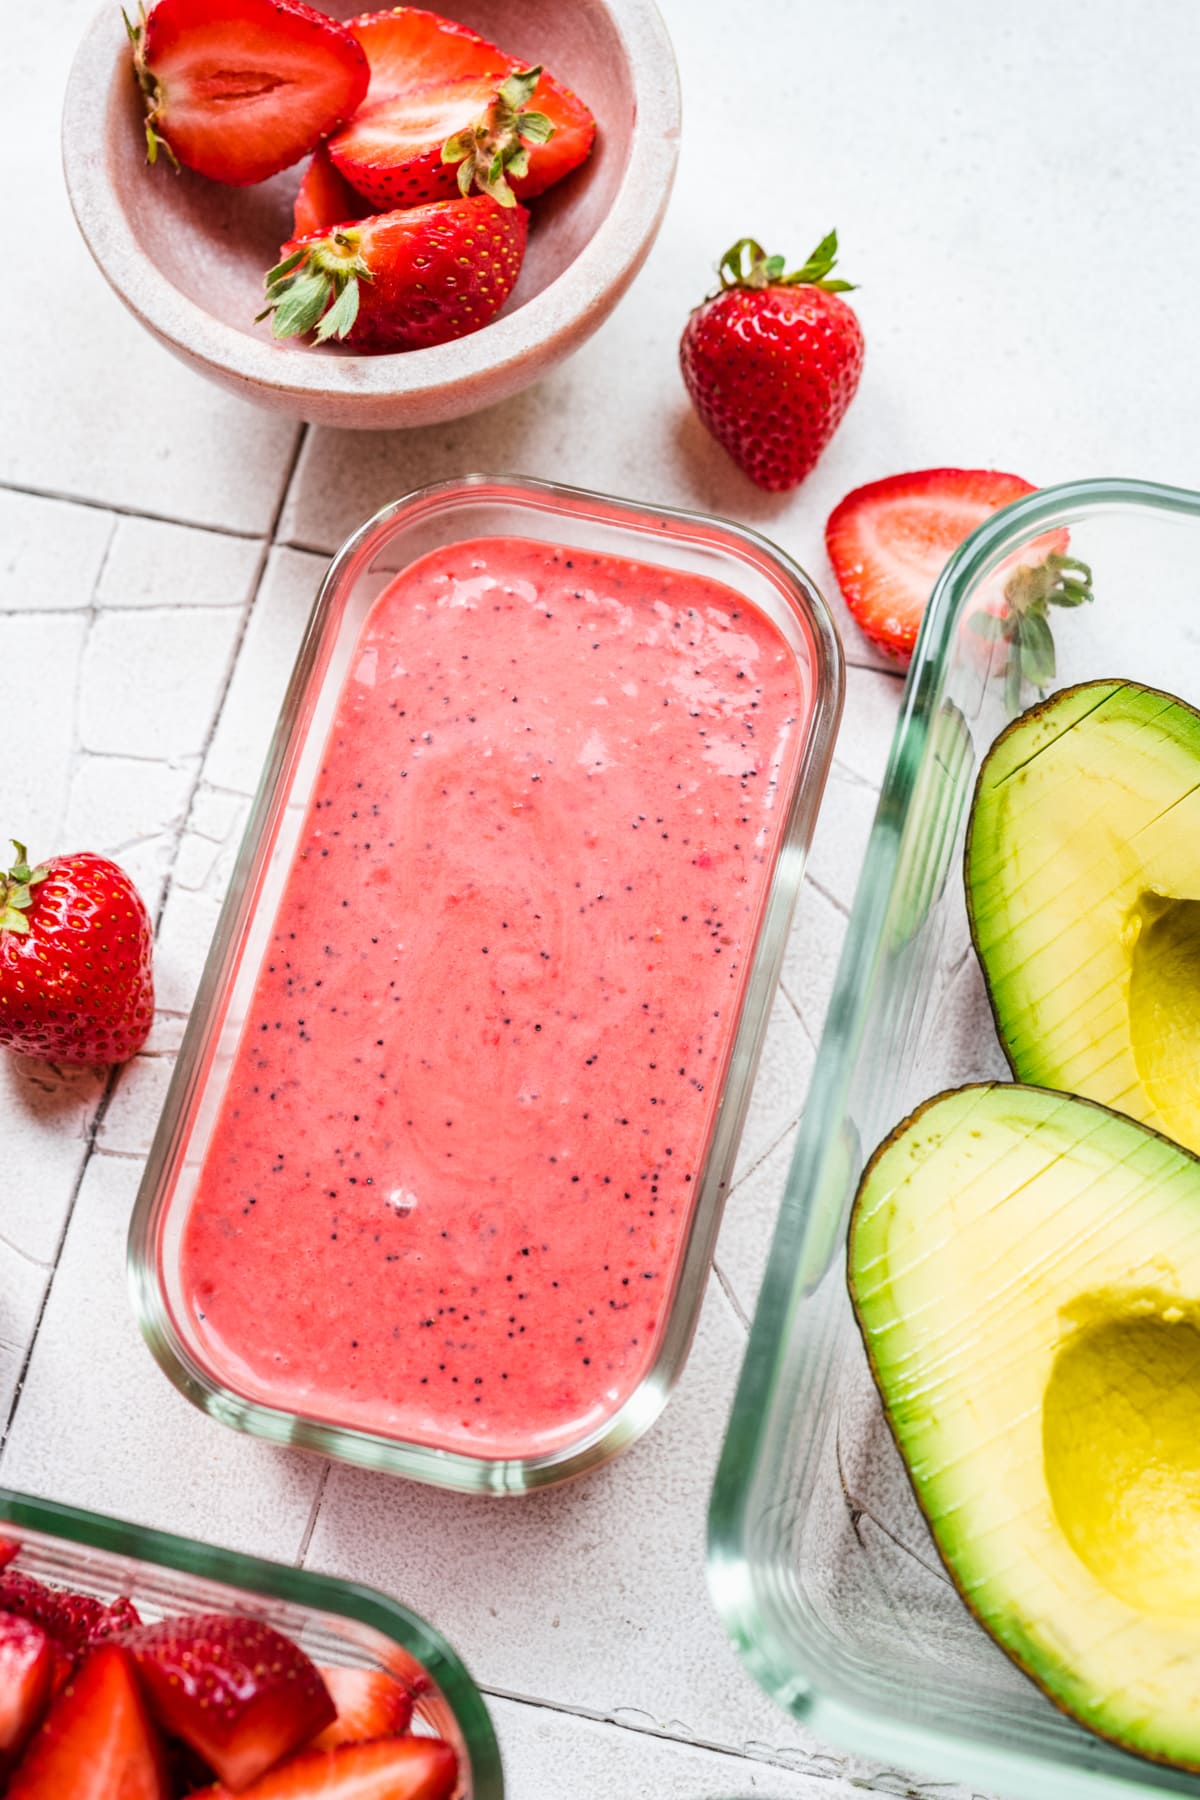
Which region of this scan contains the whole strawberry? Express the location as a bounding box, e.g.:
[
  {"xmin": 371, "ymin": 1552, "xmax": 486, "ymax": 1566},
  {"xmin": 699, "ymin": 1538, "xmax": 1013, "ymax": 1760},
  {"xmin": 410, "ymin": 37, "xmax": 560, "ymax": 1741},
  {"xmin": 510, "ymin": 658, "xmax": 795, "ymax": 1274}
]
[
  {"xmin": 0, "ymin": 841, "xmax": 154, "ymax": 1065},
  {"xmin": 679, "ymin": 231, "xmax": 864, "ymax": 491}
]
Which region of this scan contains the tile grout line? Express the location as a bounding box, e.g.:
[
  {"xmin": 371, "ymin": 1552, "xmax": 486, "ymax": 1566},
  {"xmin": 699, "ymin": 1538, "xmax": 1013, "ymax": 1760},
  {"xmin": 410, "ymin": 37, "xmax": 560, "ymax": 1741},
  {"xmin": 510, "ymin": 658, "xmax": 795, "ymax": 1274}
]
[
  {"xmin": 0, "ymin": 475, "xmax": 265, "ymax": 543},
  {"xmin": 148, "ymin": 423, "xmax": 309, "ymax": 943},
  {"xmin": 476, "ymin": 1682, "xmax": 869, "ymax": 1788},
  {"xmin": 0, "ymin": 426, "xmax": 310, "ymax": 1464},
  {"xmin": 292, "ymin": 1459, "xmax": 332, "ymax": 1568},
  {"xmin": 1, "ymin": 514, "xmax": 127, "ymax": 1459}
]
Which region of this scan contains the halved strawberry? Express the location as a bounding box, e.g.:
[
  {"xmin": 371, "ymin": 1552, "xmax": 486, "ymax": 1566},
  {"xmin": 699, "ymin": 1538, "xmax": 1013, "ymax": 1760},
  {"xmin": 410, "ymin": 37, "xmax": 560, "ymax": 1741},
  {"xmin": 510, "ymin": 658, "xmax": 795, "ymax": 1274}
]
[
  {"xmin": 827, "ymin": 469, "xmax": 1071, "ymax": 664},
  {"xmin": 259, "ymin": 194, "xmax": 527, "ymax": 352},
  {"xmin": 0, "ymin": 1614, "xmax": 54, "ymax": 1757},
  {"xmin": 293, "ymin": 145, "xmax": 371, "ymax": 239},
  {"xmin": 307, "ymin": 1666, "xmax": 414, "ymax": 1750},
  {"xmin": 192, "ymin": 1736, "xmax": 458, "ymax": 1799},
  {"xmin": 7, "ymin": 1644, "xmax": 169, "ymax": 1800},
  {"xmin": 122, "ymin": 1611, "xmax": 336, "ymax": 1792},
  {"xmin": 126, "ymin": 0, "xmax": 370, "ymax": 186},
  {"xmin": 327, "ymin": 7, "xmax": 594, "ymax": 208}
]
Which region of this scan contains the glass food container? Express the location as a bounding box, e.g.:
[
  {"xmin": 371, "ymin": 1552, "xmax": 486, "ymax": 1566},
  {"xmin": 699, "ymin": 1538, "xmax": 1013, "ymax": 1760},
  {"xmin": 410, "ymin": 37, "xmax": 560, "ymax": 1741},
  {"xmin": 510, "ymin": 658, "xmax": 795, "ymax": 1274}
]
[
  {"xmin": 708, "ymin": 478, "xmax": 1200, "ymax": 1800},
  {"xmin": 129, "ymin": 474, "xmax": 843, "ymax": 1494},
  {"xmin": 0, "ymin": 1486, "xmax": 501, "ymax": 1797}
]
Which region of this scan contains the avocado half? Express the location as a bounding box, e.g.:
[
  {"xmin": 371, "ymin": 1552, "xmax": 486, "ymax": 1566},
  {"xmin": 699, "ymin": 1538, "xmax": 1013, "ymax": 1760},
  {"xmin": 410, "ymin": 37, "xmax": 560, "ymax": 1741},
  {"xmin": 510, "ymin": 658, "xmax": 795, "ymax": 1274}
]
[
  {"xmin": 849, "ymin": 1083, "xmax": 1200, "ymax": 1769},
  {"xmin": 966, "ymin": 680, "xmax": 1200, "ymax": 1152}
]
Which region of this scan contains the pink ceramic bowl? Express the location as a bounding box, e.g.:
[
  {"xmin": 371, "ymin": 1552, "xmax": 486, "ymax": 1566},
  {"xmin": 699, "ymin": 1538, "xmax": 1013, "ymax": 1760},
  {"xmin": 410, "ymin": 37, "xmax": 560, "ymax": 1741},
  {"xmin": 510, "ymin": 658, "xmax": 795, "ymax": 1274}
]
[{"xmin": 62, "ymin": 1, "xmax": 680, "ymax": 429}]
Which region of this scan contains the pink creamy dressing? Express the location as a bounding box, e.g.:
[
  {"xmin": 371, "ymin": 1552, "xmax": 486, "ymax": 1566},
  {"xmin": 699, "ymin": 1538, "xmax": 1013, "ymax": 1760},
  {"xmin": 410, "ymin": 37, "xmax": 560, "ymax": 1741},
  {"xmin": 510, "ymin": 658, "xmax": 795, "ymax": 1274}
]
[{"xmin": 180, "ymin": 536, "xmax": 809, "ymax": 1458}]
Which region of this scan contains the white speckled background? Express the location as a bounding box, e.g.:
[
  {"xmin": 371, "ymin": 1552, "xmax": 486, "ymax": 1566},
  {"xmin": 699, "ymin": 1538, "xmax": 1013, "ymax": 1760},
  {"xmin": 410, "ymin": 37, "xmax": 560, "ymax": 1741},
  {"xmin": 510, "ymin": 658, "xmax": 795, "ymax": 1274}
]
[{"xmin": 2, "ymin": 2, "xmax": 1198, "ymax": 1795}]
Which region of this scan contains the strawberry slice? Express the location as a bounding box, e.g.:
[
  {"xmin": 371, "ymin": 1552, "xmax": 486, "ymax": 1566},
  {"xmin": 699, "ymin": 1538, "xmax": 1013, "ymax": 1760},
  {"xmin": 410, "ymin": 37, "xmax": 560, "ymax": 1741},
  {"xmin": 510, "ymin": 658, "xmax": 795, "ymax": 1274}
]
[
  {"xmin": 126, "ymin": 0, "xmax": 370, "ymax": 186},
  {"xmin": 6, "ymin": 1644, "xmax": 169, "ymax": 1799},
  {"xmin": 0, "ymin": 1570, "xmax": 141, "ymax": 1670},
  {"xmin": 193, "ymin": 1736, "xmax": 458, "ymax": 1798},
  {"xmin": 827, "ymin": 468, "xmax": 1061, "ymax": 665},
  {"xmin": 306, "ymin": 1666, "xmax": 414, "ymax": 1750},
  {"xmin": 259, "ymin": 195, "xmax": 528, "ymax": 353},
  {"xmin": 293, "ymin": 145, "xmax": 371, "ymax": 239},
  {"xmin": 0, "ymin": 1614, "xmax": 54, "ymax": 1758},
  {"xmin": 327, "ymin": 7, "xmax": 594, "ymax": 208},
  {"xmin": 123, "ymin": 1611, "xmax": 336, "ymax": 1792}
]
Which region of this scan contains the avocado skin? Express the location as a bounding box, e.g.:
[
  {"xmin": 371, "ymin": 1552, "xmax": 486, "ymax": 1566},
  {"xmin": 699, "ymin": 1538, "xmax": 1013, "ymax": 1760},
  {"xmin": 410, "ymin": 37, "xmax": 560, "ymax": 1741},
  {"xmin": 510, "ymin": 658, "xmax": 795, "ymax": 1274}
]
[
  {"xmin": 848, "ymin": 1081, "xmax": 1200, "ymax": 1773},
  {"xmin": 964, "ymin": 679, "xmax": 1200, "ymax": 1149}
]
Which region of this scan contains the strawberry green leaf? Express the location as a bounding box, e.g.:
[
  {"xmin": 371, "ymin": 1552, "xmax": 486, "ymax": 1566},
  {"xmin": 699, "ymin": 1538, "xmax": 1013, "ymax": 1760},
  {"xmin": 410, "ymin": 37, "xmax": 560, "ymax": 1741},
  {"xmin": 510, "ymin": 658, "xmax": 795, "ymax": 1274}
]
[
  {"xmin": 440, "ymin": 66, "xmax": 554, "ymax": 207},
  {"xmin": 264, "ymin": 248, "xmax": 307, "ymax": 287},
  {"xmin": 269, "ymin": 270, "xmax": 331, "ymax": 339},
  {"xmin": 314, "ymin": 278, "xmax": 360, "ymax": 343},
  {"xmin": 714, "ymin": 228, "xmax": 856, "ymax": 296},
  {"xmin": 1017, "ymin": 610, "xmax": 1057, "ymax": 687}
]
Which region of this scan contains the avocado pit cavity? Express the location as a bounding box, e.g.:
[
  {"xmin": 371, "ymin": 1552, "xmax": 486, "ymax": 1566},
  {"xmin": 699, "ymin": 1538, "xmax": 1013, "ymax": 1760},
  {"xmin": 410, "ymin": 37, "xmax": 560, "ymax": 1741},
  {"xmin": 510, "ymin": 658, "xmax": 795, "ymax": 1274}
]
[
  {"xmin": 1045, "ymin": 1298, "xmax": 1200, "ymax": 1615},
  {"xmin": 1127, "ymin": 892, "xmax": 1200, "ymax": 1146}
]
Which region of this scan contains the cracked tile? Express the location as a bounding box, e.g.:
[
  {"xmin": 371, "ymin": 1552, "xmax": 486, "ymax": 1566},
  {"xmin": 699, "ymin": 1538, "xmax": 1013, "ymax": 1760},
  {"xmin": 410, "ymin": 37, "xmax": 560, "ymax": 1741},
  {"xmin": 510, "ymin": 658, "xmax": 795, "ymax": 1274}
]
[
  {"xmin": 97, "ymin": 1054, "xmax": 176, "ymax": 1158},
  {"xmin": 0, "ymin": 613, "xmax": 89, "ymax": 844},
  {"xmin": 96, "ymin": 516, "xmax": 262, "ymax": 610},
  {"xmin": 717, "ymin": 1127, "xmax": 798, "ymax": 1327},
  {"xmin": 63, "ymin": 753, "xmax": 195, "ymax": 920},
  {"xmin": 732, "ymin": 991, "xmax": 810, "ymax": 1184},
  {"xmin": 204, "ymin": 547, "xmax": 328, "ymax": 795},
  {"xmin": 0, "ymin": 1152, "xmax": 323, "ymax": 1556},
  {"xmin": 0, "ymin": 1056, "xmax": 104, "ymax": 1268},
  {"xmin": 780, "ymin": 880, "xmax": 853, "ymax": 1054},
  {"xmin": 304, "ymin": 1277, "xmax": 825, "ymax": 1766},
  {"xmin": 0, "ymin": 489, "xmax": 114, "ymax": 612},
  {"xmin": 79, "ymin": 606, "xmax": 244, "ymax": 761},
  {"xmin": 154, "ymin": 876, "xmax": 229, "ymax": 1016}
]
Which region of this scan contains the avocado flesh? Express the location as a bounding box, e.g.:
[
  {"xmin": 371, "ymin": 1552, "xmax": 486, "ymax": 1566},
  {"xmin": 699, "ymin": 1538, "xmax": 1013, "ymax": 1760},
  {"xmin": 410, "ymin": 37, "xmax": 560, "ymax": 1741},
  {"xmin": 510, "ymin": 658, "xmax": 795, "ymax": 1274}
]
[
  {"xmin": 850, "ymin": 1083, "xmax": 1200, "ymax": 1769},
  {"xmin": 967, "ymin": 681, "xmax": 1200, "ymax": 1152}
]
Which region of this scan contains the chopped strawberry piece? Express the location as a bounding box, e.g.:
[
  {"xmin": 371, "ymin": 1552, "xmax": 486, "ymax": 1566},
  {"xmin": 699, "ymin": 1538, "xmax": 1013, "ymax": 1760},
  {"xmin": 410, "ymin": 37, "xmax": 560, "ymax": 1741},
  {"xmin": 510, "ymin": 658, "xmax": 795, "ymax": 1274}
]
[
  {"xmin": 307, "ymin": 1666, "xmax": 414, "ymax": 1750},
  {"xmin": 328, "ymin": 7, "xmax": 594, "ymax": 208},
  {"xmin": 826, "ymin": 468, "xmax": 1049, "ymax": 664},
  {"xmin": 293, "ymin": 146, "xmax": 371, "ymax": 239},
  {"xmin": 0, "ymin": 1536, "xmax": 20, "ymax": 1571},
  {"xmin": 0, "ymin": 1613, "xmax": 54, "ymax": 1757},
  {"xmin": 127, "ymin": 0, "xmax": 370, "ymax": 186},
  {"xmin": 6, "ymin": 1644, "xmax": 169, "ymax": 1800},
  {"xmin": 193, "ymin": 1736, "xmax": 458, "ymax": 1798},
  {"xmin": 123, "ymin": 1611, "xmax": 336, "ymax": 1792},
  {"xmin": 0, "ymin": 1570, "xmax": 141, "ymax": 1662},
  {"xmin": 261, "ymin": 196, "xmax": 528, "ymax": 354}
]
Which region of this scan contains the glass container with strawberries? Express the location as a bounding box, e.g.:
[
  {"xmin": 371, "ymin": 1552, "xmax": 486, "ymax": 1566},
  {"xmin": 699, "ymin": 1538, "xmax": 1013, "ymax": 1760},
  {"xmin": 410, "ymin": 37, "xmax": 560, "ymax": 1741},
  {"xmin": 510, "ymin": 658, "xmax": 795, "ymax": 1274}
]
[{"xmin": 0, "ymin": 1486, "xmax": 501, "ymax": 1797}]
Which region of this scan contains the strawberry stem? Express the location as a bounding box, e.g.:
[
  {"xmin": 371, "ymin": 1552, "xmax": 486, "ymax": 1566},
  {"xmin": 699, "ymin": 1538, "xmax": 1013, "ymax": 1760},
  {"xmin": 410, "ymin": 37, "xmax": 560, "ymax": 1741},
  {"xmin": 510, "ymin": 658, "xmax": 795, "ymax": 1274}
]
[
  {"xmin": 715, "ymin": 231, "xmax": 856, "ymax": 297},
  {"xmin": 441, "ymin": 67, "xmax": 555, "ymax": 208},
  {"xmin": 968, "ymin": 552, "xmax": 1095, "ymax": 715},
  {"xmin": 257, "ymin": 230, "xmax": 374, "ymax": 343},
  {"xmin": 1, "ymin": 840, "xmax": 49, "ymax": 937},
  {"xmin": 122, "ymin": 4, "xmax": 181, "ymax": 171}
]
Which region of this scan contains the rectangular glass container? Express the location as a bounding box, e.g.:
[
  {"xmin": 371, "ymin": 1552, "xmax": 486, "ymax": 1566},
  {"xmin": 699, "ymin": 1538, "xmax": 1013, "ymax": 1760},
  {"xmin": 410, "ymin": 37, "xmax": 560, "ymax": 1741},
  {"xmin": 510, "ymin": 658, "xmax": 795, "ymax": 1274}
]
[
  {"xmin": 709, "ymin": 479, "xmax": 1200, "ymax": 1800},
  {"xmin": 129, "ymin": 474, "xmax": 843, "ymax": 1494},
  {"xmin": 0, "ymin": 1485, "xmax": 501, "ymax": 1797}
]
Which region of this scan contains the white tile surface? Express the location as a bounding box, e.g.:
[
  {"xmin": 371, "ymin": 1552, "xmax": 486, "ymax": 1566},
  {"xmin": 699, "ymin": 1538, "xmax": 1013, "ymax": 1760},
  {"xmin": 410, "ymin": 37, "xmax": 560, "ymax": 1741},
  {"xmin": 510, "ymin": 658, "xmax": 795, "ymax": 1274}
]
[
  {"xmin": 3, "ymin": 2, "xmax": 1200, "ymax": 1796},
  {"xmin": 96, "ymin": 517, "xmax": 263, "ymax": 611},
  {"xmin": 0, "ymin": 489, "xmax": 114, "ymax": 613},
  {"xmin": 0, "ymin": 1152, "xmax": 323, "ymax": 1558},
  {"xmin": 304, "ymin": 1279, "xmax": 826, "ymax": 1765}
]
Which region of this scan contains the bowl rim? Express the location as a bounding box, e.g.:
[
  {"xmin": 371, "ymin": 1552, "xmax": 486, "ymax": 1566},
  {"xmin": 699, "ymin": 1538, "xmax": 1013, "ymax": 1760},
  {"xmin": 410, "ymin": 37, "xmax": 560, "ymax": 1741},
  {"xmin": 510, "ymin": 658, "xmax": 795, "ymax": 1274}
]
[{"xmin": 60, "ymin": 0, "xmax": 680, "ymax": 406}]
